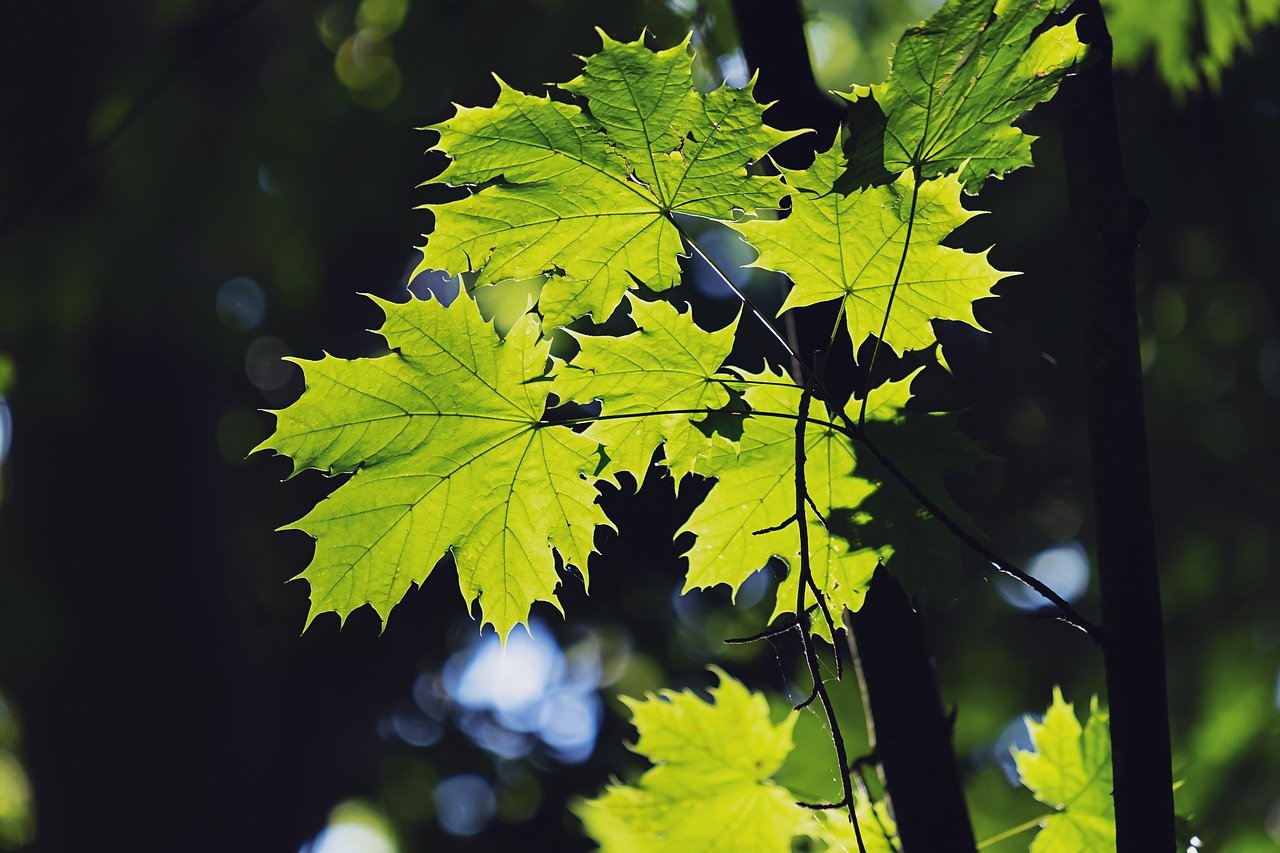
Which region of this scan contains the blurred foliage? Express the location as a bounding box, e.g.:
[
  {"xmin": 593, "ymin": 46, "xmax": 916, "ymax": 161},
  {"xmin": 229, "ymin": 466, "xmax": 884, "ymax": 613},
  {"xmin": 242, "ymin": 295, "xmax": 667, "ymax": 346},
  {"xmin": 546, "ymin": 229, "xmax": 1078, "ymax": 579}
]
[
  {"xmin": 1107, "ymin": 0, "xmax": 1280, "ymax": 92},
  {"xmin": 0, "ymin": 0, "xmax": 1277, "ymax": 850},
  {"xmin": 0, "ymin": 697, "xmax": 33, "ymax": 850}
]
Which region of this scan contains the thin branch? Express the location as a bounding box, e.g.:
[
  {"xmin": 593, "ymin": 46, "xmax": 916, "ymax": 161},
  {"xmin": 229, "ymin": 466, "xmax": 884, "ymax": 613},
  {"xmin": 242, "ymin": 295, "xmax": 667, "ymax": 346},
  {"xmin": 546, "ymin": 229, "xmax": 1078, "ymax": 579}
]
[
  {"xmin": 722, "ymin": 613, "xmax": 807, "ymax": 645},
  {"xmin": 847, "ymin": 758, "xmax": 900, "ymax": 853},
  {"xmin": 804, "ymin": 571, "xmax": 843, "ymax": 678},
  {"xmin": 753, "ymin": 514, "xmax": 798, "ymax": 536},
  {"xmin": 793, "ymin": 381, "xmax": 866, "ymax": 851},
  {"xmin": 673, "ymin": 218, "xmax": 805, "ymax": 368},
  {"xmin": 545, "ymin": 406, "xmax": 844, "ymax": 433},
  {"xmin": 797, "ymin": 799, "xmax": 848, "ymax": 811},
  {"xmin": 844, "ymin": 416, "xmax": 1102, "ymax": 640},
  {"xmin": 677, "ymin": 230, "xmax": 1102, "ymax": 640}
]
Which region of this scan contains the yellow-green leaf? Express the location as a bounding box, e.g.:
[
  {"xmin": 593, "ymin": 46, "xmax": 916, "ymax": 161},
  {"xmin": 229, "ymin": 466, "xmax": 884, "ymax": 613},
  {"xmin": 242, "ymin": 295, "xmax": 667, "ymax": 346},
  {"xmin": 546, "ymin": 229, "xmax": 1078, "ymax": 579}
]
[
  {"xmin": 552, "ymin": 296, "xmax": 737, "ymax": 487},
  {"xmin": 679, "ymin": 368, "xmax": 881, "ymax": 631},
  {"xmin": 577, "ymin": 669, "xmax": 897, "ymax": 852},
  {"xmin": 869, "ymin": 0, "xmax": 1086, "ymax": 191},
  {"xmin": 417, "ymin": 32, "xmax": 795, "ymax": 327},
  {"xmin": 734, "ymin": 139, "xmax": 1008, "ymax": 356},
  {"xmin": 1013, "ymin": 688, "xmax": 1116, "ymax": 852},
  {"xmin": 258, "ymin": 295, "xmax": 610, "ymax": 638}
]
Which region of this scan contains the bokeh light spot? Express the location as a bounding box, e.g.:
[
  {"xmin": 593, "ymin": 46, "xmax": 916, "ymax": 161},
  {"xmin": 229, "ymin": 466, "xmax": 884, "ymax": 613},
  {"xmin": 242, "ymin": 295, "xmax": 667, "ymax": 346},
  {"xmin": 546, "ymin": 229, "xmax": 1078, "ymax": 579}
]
[
  {"xmin": 436, "ymin": 621, "xmax": 603, "ymax": 763},
  {"xmin": 245, "ymin": 337, "xmax": 297, "ymax": 392},
  {"xmin": 434, "ymin": 774, "xmax": 495, "ymax": 837},
  {"xmin": 996, "ymin": 541, "xmax": 1090, "ymax": 611},
  {"xmin": 991, "ymin": 714, "xmax": 1035, "ymax": 784},
  {"xmin": 299, "ymin": 800, "xmax": 397, "ymax": 853},
  {"xmin": 0, "ymin": 397, "xmax": 11, "ymax": 465},
  {"xmin": 217, "ymin": 277, "xmax": 267, "ymax": 330}
]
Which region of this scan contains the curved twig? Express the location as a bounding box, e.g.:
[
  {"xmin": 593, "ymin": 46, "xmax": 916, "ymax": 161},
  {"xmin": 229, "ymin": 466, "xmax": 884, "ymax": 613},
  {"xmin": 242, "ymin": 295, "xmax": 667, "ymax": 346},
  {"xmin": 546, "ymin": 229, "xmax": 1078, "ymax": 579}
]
[{"xmin": 794, "ymin": 382, "xmax": 866, "ymax": 851}]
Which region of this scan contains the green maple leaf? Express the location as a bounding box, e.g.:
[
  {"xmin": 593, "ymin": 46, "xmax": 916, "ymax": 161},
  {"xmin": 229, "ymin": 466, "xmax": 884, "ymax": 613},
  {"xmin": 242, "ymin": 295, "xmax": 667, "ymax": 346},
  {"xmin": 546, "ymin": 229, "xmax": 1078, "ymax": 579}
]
[
  {"xmin": 417, "ymin": 32, "xmax": 794, "ymax": 328},
  {"xmin": 1014, "ymin": 687, "xmax": 1116, "ymax": 852},
  {"xmin": 860, "ymin": 0, "xmax": 1086, "ymax": 191},
  {"xmin": 678, "ymin": 368, "xmax": 881, "ymax": 632},
  {"xmin": 576, "ymin": 669, "xmax": 807, "ymax": 850},
  {"xmin": 257, "ymin": 295, "xmax": 610, "ymax": 638},
  {"xmin": 552, "ymin": 295, "xmax": 737, "ymax": 487},
  {"xmin": 577, "ymin": 669, "xmax": 897, "ymax": 851},
  {"xmin": 734, "ymin": 138, "xmax": 1009, "ymax": 355}
]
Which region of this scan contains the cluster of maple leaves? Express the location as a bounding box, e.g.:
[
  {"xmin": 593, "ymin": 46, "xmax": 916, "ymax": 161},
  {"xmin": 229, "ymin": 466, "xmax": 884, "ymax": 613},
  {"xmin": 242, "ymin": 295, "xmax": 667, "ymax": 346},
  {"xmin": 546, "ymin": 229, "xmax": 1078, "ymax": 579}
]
[{"xmin": 260, "ymin": 0, "xmax": 1117, "ymax": 847}]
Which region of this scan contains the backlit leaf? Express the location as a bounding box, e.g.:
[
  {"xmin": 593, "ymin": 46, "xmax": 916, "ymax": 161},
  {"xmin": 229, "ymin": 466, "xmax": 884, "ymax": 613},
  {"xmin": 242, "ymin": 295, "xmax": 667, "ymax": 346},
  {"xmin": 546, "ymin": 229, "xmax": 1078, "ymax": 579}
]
[
  {"xmin": 679, "ymin": 367, "xmax": 882, "ymax": 630},
  {"xmin": 734, "ymin": 138, "xmax": 1009, "ymax": 355},
  {"xmin": 1014, "ymin": 688, "xmax": 1116, "ymax": 852},
  {"xmin": 258, "ymin": 295, "xmax": 610, "ymax": 639},
  {"xmin": 864, "ymin": 0, "xmax": 1086, "ymax": 191},
  {"xmin": 417, "ymin": 33, "xmax": 794, "ymax": 327},
  {"xmin": 577, "ymin": 669, "xmax": 898, "ymax": 851},
  {"xmin": 552, "ymin": 296, "xmax": 737, "ymax": 486}
]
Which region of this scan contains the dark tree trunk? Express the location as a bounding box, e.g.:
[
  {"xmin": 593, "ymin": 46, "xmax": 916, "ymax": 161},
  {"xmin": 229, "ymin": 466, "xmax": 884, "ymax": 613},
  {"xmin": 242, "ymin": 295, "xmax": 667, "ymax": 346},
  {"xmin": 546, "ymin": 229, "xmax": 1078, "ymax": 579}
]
[
  {"xmin": 1060, "ymin": 2, "xmax": 1176, "ymax": 849},
  {"xmin": 729, "ymin": 3, "xmax": 976, "ymax": 849},
  {"xmin": 845, "ymin": 570, "xmax": 977, "ymax": 852}
]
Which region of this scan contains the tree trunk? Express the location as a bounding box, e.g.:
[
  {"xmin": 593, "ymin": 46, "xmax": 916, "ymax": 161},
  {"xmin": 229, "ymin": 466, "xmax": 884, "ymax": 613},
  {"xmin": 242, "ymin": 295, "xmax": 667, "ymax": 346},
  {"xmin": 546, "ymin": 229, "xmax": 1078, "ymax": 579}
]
[
  {"xmin": 1059, "ymin": 2, "xmax": 1176, "ymax": 849},
  {"xmin": 845, "ymin": 570, "xmax": 977, "ymax": 852}
]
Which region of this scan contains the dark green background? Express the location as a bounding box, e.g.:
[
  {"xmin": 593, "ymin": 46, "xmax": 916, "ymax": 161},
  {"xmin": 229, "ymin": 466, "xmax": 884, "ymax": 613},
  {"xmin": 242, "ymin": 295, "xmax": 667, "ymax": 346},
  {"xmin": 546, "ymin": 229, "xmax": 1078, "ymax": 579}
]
[{"xmin": 1, "ymin": 0, "xmax": 1276, "ymax": 849}]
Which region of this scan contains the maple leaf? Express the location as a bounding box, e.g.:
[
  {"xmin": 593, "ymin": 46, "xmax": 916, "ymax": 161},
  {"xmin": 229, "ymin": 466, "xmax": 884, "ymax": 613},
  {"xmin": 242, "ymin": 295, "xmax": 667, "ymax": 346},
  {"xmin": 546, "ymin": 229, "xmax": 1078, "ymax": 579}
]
[
  {"xmin": 734, "ymin": 137, "xmax": 1009, "ymax": 356},
  {"xmin": 1014, "ymin": 688, "xmax": 1116, "ymax": 852},
  {"xmin": 678, "ymin": 367, "xmax": 882, "ymax": 632},
  {"xmin": 576, "ymin": 669, "xmax": 808, "ymax": 850},
  {"xmin": 552, "ymin": 296, "xmax": 737, "ymax": 487},
  {"xmin": 577, "ymin": 669, "xmax": 898, "ymax": 851},
  {"xmin": 257, "ymin": 295, "xmax": 610, "ymax": 639},
  {"xmin": 855, "ymin": 0, "xmax": 1086, "ymax": 191},
  {"xmin": 417, "ymin": 32, "xmax": 795, "ymax": 328}
]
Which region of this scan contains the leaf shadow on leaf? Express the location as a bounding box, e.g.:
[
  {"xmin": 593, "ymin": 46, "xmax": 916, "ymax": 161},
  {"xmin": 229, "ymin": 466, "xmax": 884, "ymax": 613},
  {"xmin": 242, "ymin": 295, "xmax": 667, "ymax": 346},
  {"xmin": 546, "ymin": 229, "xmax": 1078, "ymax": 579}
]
[{"xmin": 834, "ymin": 90, "xmax": 896, "ymax": 194}]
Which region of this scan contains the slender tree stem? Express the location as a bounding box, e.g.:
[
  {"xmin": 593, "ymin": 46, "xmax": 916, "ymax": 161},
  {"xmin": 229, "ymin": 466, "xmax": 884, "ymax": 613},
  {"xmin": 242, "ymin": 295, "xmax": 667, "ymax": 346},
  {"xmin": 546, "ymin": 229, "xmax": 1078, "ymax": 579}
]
[
  {"xmin": 1060, "ymin": 1, "xmax": 1174, "ymax": 847},
  {"xmin": 845, "ymin": 568, "xmax": 978, "ymax": 852},
  {"xmin": 975, "ymin": 814, "xmax": 1054, "ymax": 849}
]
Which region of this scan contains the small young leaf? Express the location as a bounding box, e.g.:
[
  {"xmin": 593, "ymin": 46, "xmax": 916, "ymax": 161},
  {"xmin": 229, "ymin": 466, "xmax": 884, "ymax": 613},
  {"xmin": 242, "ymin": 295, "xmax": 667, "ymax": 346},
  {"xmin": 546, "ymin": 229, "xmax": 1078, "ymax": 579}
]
[
  {"xmin": 576, "ymin": 669, "xmax": 897, "ymax": 851},
  {"xmin": 576, "ymin": 668, "xmax": 810, "ymax": 850},
  {"xmin": 1014, "ymin": 687, "xmax": 1116, "ymax": 852}
]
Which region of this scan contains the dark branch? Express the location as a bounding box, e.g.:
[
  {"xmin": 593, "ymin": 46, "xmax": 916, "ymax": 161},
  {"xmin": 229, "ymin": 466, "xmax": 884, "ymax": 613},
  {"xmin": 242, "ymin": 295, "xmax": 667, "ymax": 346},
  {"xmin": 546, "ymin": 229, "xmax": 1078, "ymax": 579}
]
[
  {"xmin": 722, "ymin": 613, "xmax": 808, "ymax": 645},
  {"xmin": 678, "ymin": 232, "xmax": 1102, "ymax": 639},
  {"xmin": 793, "ymin": 381, "xmax": 866, "ymax": 851}
]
